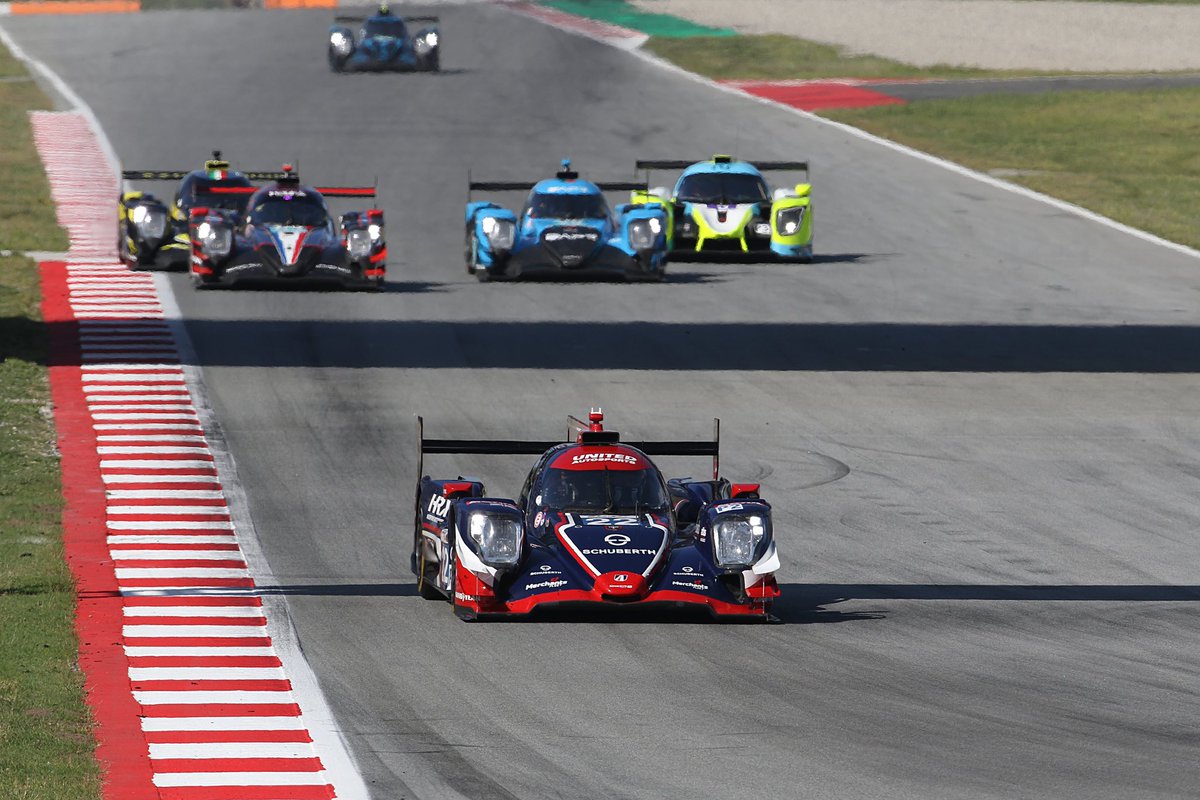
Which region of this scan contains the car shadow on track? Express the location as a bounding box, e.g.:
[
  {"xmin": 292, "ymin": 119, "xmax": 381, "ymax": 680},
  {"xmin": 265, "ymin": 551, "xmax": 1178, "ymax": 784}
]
[{"xmin": 70, "ymin": 319, "xmax": 1200, "ymax": 373}]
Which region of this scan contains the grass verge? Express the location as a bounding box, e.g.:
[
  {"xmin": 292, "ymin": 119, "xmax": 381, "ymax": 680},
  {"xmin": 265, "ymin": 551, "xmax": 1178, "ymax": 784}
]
[
  {"xmin": 824, "ymin": 88, "xmax": 1200, "ymax": 251},
  {"xmin": 644, "ymin": 34, "xmax": 1033, "ymax": 81},
  {"xmin": 640, "ymin": 31, "xmax": 1200, "ymax": 252},
  {"xmin": 0, "ymin": 38, "xmax": 100, "ymax": 800}
]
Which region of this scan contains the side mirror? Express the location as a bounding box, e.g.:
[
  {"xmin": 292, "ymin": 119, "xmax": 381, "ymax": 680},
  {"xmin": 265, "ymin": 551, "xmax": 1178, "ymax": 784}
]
[
  {"xmin": 794, "ymin": 183, "xmax": 811, "ymax": 198},
  {"xmin": 674, "ymin": 498, "xmax": 701, "ymax": 526}
]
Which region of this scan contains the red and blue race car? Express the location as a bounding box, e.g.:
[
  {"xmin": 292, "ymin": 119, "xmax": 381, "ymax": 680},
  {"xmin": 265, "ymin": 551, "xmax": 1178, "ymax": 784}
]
[{"xmin": 412, "ymin": 410, "xmax": 781, "ymax": 620}]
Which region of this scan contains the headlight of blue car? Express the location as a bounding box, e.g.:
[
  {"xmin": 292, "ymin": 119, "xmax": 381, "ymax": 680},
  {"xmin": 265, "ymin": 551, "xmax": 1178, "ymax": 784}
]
[
  {"xmin": 775, "ymin": 206, "xmax": 806, "ymax": 237},
  {"xmin": 712, "ymin": 514, "xmax": 769, "ymax": 568},
  {"xmin": 347, "ymin": 228, "xmax": 373, "ymax": 259},
  {"xmin": 468, "ymin": 512, "xmax": 522, "ymax": 567},
  {"xmin": 330, "ymin": 31, "xmax": 353, "ymax": 57},
  {"xmin": 627, "ymin": 218, "xmax": 658, "ymax": 251},
  {"xmin": 481, "ymin": 217, "xmax": 514, "ymax": 251}
]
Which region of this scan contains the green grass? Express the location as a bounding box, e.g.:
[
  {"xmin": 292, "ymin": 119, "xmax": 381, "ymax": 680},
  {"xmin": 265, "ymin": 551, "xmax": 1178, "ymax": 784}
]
[
  {"xmin": 0, "ymin": 39, "xmax": 100, "ymax": 800},
  {"xmin": 0, "ymin": 47, "xmax": 69, "ymax": 254},
  {"xmin": 642, "ymin": 30, "xmax": 1200, "ymax": 252},
  {"xmin": 645, "ymin": 34, "xmax": 1054, "ymax": 82},
  {"xmin": 823, "ymin": 88, "xmax": 1200, "ymax": 250}
]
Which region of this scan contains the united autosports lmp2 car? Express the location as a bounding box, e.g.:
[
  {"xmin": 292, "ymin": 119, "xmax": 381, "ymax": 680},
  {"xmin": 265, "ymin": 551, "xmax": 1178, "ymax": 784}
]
[
  {"xmin": 412, "ymin": 410, "xmax": 781, "ymax": 620},
  {"xmin": 636, "ymin": 155, "xmax": 813, "ymax": 262},
  {"xmin": 328, "ymin": 4, "xmax": 439, "ymax": 72},
  {"xmin": 187, "ymin": 165, "xmax": 387, "ymax": 290},
  {"xmin": 465, "ymin": 160, "xmax": 670, "ymax": 282},
  {"xmin": 119, "ymin": 152, "xmax": 287, "ymax": 270}
]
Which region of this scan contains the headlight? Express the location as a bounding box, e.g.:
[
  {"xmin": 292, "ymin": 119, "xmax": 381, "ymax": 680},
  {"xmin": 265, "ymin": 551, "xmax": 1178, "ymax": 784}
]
[
  {"xmin": 368, "ymin": 223, "xmax": 382, "ymax": 241},
  {"xmin": 196, "ymin": 222, "xmax": 231, "ymax": 258},
  {"xmin": 713, "ymin": 514, "xmax": 768, "ymax": 568},
  {"xmin": 481, "ymin": 217, "xmax": 514, "ymax": 251},
  {"xmin": 468, "ymin": 512, "xmax": 522, "ymax": 567},
  {"xmin": 627, "ymin": 219, "xmax": 655, "ymax": 251},
  {"xmin": 346, "ymin": 228, "xmax": 373, "ymax": 259},
  {"xmin": 648, "ymin": 217, "xmax": 662, "ymax": 235},
  {"xmin": 775, "ymin": 206, "xmax": 806, "ymax": 237},
  {"xmin": 133, "ymin": 205, "xmax": 167, "ymax": 243},
  {"xmin": 330, "ymin": 31, "xmax": 352, "ymax": 57},
  {"xmin": 414, "ymin": 31, "xmax": 438, "ymax": 54}
]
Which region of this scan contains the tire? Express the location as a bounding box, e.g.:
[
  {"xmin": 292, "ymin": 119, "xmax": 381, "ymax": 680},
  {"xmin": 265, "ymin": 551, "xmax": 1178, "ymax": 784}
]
[
  {"xmin": 415, "ymin": 531, "xmax": 445, "ymax": 600},
  {"xmin": 464, "ymin": 227, "xmax": 478, "ymax": 275}
]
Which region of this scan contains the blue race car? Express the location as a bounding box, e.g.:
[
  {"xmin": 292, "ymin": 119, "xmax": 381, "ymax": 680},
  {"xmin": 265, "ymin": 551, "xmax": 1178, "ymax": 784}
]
[
  {"xmin": 636, "ymin": 156, "xmax": 813, "ymax": 262},
  {"xmin": 328, "ymin": 4, "xmax": 439, "ymax": 73},
  {"xmin": 465, "ymin": 160, "xmax": 669, "ymax": 282},
  {"xmin": 412, "ymin": 409, "xmax": 781, "ymax": 621}
]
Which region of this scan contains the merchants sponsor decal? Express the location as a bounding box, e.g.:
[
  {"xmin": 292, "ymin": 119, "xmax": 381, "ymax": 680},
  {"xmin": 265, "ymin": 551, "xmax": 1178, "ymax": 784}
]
[
  {"xmin": 671, "ymin": 580, "xmax": 708, "ymax": 591},
  {"xmin": 525, "ymin": 578, "xmax": 569, "ymax": 591}
]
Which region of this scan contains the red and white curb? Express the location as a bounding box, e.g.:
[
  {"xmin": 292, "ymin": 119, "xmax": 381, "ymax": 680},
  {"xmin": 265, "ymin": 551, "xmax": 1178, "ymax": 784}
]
[
  {"xmin": 30, "ymin": 103, "xmax": 367, "ymax": 800},
  {"xmin": 496, "ymin": 1, "xmax": 648, "ymax": 50}
]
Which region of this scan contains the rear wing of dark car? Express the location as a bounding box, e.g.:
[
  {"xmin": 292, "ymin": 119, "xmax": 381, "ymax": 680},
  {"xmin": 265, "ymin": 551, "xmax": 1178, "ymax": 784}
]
[
  {"xmin": 334, "ymin": 14, "xmax": 438, "ymax": 24},
  {"xmin": 416, "ymin": 416, "xmax": 721, "ymax": 487},
  {"xmin": 121, "ymin": 169, "xmax": 290, "ymax": 181}
]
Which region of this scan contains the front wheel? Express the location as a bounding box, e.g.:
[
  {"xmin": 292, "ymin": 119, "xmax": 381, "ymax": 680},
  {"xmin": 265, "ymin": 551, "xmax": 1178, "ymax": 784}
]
[{"xmin": 464, "ymin": 228, "xmax": 478, "ymax": 275}]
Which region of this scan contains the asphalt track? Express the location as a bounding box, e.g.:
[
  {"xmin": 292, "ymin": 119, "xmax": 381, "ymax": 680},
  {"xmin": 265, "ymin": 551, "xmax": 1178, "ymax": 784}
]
[{"xmin": 8, "ymin": 5, "xmax": 1200, "ymax": 799}]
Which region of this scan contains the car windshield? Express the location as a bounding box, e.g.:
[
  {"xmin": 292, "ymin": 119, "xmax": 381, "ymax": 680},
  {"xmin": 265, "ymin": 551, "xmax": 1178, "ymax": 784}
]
[
  {"xmin": 537, "ymin": 467, "xmax": 669, "ymax": 513},
  {"xmin": 250, "ymin": 199, "xmax": 329, "ymax": 227},
  {"xmin": 527, "ymin": 192, "xmax": 609, "ymax": 220},
  {"xmin": 364, "ymin": 19, "xmax": 406, "ymax": 38},
  {"xmin": 676, "ymin": 172, "xmax": 769, "ymax": 204},
  {"xmin": 180, "ymin": 176, "xmax": 253, "ymax": 212}
]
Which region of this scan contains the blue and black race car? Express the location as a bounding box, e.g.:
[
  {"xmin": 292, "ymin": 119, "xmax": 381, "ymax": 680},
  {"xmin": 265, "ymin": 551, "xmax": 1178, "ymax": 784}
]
[
  {"xmin": 187, "ymin": 165, "xmax": 386, "ymax": 290},
  {"xmin": 636, "ymin": 155, "xmax": 813, "ymax": 262},
  {"xmin": 328, "ymin": 4, "xmax": 439, "ymax": 73},
  {"xmin": 465, "ymin": 160, "xmax": 669, "ymax": 282},
  {"xmin": 412, "ymin": 410, "xmax": 781, "ymax": 621}
]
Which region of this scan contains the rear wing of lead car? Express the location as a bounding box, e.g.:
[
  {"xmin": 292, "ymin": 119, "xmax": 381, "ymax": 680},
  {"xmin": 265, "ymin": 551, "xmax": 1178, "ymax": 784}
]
[{"xmin": 416, "ymin": 415, "xmax": 722, "ymax": 492}]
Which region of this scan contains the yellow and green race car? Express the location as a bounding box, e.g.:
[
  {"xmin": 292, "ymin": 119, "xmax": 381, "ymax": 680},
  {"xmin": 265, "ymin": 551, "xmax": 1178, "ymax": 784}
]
[
  {"xmin": 634, "ymin": 156, "xmax": 812, "ymax": 262},
  {"xmin": 118, "ymin": 152, "xmax": 286, "ymax": 270}
]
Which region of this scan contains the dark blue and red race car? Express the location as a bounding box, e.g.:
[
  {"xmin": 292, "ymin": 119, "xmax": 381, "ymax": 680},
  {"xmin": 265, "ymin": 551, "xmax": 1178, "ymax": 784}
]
[
  {"xmin": 412, "ymin": 410, "xmax": 781, "ymax": 620},
  {"xmin": 187, "ymin": 165, "xmax": 386, "ymax": 290}
]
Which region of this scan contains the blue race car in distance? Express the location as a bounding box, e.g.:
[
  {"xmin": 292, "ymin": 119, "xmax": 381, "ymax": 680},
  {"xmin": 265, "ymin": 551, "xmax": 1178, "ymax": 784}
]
[
  {"xmin": 413, "ymin": 409, "xmax": 781, "ymax": 621},
  {"xmin": 637, "ymin": 155, "xmax": 813, "ymax": 262},
  {"xmin": 465, "ymin": 160, "xmax": 669, "ymax": 282},
  {"xmin": 328, "ymin": 4, "xmax": 439, "ymax": 73}
]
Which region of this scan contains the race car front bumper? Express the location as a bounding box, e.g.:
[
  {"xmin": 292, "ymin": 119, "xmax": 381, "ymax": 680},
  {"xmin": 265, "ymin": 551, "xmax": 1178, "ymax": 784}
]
[{"xmin": 485, "ymin": 243, "xmax": 665, "ymax": 282}]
